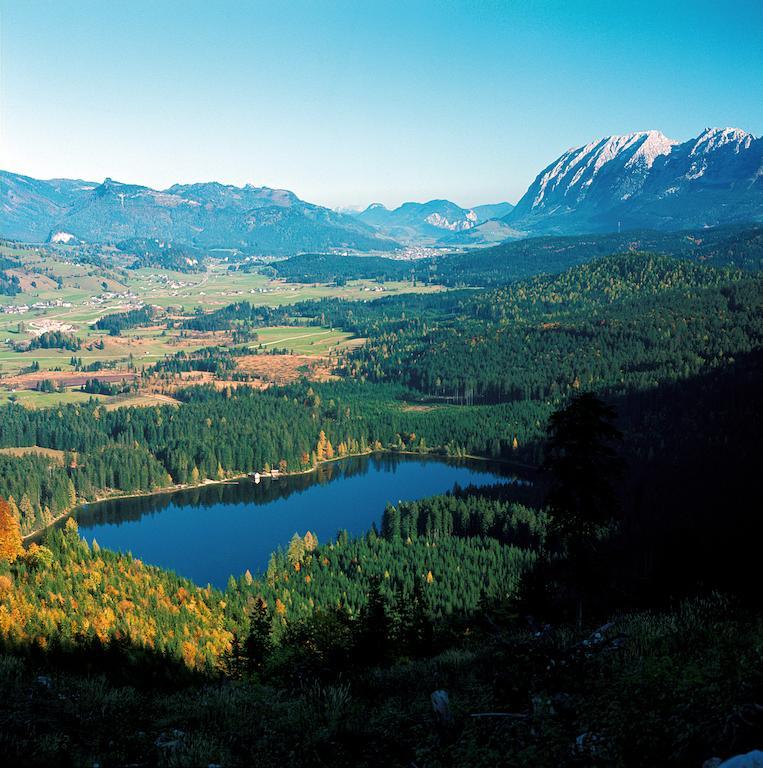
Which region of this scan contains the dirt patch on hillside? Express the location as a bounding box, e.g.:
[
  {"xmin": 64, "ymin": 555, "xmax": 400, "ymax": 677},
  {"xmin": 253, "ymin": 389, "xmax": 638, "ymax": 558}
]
[
  {"xmin": 6, "ymin": 269, "xmax": 58, "ymax": 292},
  {"xmin": 28, "ymin": 320, "xmax": 77, "ymax": 337},
  {"xmin": 0, "ymin": 446, "xmax": 72, "ymax": 464},
  {"xmin": 102, "ymin": 392, "xmax": 181, "ymax": 410},
  {"xmin": 235, "ymin": 354, "xmax": 338, "ymax": 385},
  {"xmin": 340, "ymin": 336, "xmax": 367, "ymax": 350}
]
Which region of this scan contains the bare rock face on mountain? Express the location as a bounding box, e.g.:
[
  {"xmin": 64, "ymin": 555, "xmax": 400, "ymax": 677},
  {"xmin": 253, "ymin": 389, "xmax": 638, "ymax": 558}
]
[
  {"xmin": 355, "ymin": 199, "xmax": 513, "ymax": 245},
  {"xmin": 3, "ymin": 127, "xmax": 759, "ymax": 251},
  {"xmin": 0, "ymin": 172, "xmax": 398, "ymax": 255},
  {"xmin": 506, "ymin": 128, "xmax": 763, "ymax": 235}
]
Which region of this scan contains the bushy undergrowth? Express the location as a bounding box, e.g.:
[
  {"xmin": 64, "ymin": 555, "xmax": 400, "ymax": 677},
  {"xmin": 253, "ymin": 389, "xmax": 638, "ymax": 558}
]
[{"xmin": 0, "ymin": 594, "xmax": 759, "ymax": 767}]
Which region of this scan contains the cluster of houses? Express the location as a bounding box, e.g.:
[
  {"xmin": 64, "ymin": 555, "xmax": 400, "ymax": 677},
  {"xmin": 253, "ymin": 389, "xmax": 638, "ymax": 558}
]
[
  {"xmin": 397, "ymin": 245, "xmax": 438, "ymax": 261},
  {"xmin": 84, "ymin": 290, "xmax": 140, "ymax": 306},
  {"xmin": 142, "ymin": 274, "xmax": 189, "ymax": 290},
  {"xmin": 2, "ymin": 299, "xmax": 74, "ymax": 315}
]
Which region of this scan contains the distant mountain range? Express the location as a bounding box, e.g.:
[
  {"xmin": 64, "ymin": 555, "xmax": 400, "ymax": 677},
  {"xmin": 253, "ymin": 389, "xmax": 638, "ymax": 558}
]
[
  {"xmin": 352, "ymin": 200, "xmax": 514, "ymax": 245},
  {"xmin": 2, "ymin": 127, "xmax": 760, "ymax": 252},
  {"xmin": 505, "ymin": 127, "xmax": 763, "ymax": 235},
  {"xmin": 0, "ymin": 173, "xmax": 397, "ymax": 255},
  {"xmin": 348, "ymin": 127, "xmax": 762, "ymax": 244}
]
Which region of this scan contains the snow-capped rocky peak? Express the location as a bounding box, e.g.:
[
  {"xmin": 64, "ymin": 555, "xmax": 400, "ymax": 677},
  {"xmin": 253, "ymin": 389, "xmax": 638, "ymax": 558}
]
[
  {"xmin": 592, "ymin": 136, "xmax": 633, "ymax": 171},
  {"xmin": 509, "ymin": 125, "xmax": 762, "ymax": 236},
  {"xmin": 624, "ymin": 130, "xmax": 677, "ymax": 169},
  {"xmin": 690, "ymin": 127, "xmax": 753, "ymax": 155},
  {"xmin": 531, "ymin": 131, "xmax": 676, "ymax": 208}
]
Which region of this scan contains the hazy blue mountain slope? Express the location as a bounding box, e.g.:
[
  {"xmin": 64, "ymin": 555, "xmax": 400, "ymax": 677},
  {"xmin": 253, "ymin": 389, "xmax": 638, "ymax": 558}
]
[
  {"xmin": 1, "ymin": 172, "xmax": 398, "ymax": 254},
  {"xmin": 356, "ymin": 199, "xmax": 513, "ymax": 245}
]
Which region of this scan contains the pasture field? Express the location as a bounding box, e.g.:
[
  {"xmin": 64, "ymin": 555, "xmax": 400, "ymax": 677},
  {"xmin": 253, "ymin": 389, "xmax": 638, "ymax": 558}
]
[
  {"xmin": 101, "ymin": 392, "xmax": 181, "ymax": 410},
  {"xmin": 0, "ymin": 388, "xmax": 106, "ymax": 408},
  {"xmin": 251, "ymin": 326, "xmax": 358, "ymax": 355},
  {"xmin": 0, "ymin": 242, "xmax": 439, "ymax": 406},
  {"xmin": 126, "ymin": 266, "xmax": 440, "ymax": 309},
  {"xmin": 0, "ymin": 446, "xmax": 71, "ymax": 463}
]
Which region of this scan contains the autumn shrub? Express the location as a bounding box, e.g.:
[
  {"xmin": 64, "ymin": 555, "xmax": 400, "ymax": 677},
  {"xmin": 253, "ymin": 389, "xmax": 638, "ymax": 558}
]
[
  {"xmin": 24, "ymin": 543, "xmax": 54, "ymax": 570},
  {"xmin": 0, "ymin": 574, "xmax": 13, "ymax": 595}
]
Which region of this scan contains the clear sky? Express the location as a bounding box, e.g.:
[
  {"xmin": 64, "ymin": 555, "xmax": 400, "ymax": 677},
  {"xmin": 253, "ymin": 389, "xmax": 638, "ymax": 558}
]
[{"xmin": 1, "ymin": 0, "xmax": 761, "ymax": 209}]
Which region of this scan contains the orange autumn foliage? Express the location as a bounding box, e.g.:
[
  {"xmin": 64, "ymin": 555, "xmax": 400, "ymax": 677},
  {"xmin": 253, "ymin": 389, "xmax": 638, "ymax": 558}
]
[
  {"xmin": 0, "ymin": 527, "xmax": 233, "ymax": 673},
  {"xmin": 0, "ymin": 497, "xmax": 22, "ymax": 562}
]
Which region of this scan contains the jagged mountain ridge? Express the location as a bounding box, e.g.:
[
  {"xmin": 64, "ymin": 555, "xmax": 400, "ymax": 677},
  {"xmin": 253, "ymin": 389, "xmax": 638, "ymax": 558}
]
[
  {"xmin": 3, "ymin": 126, "xmax": 759, "ymax": 252},
  {"xmin": 506, "ymin": 127, "xmax": 763, "ymax": 235},
  {"xmin": 0, "ymin": 172, "xmax": 398, "ymax": 255}
]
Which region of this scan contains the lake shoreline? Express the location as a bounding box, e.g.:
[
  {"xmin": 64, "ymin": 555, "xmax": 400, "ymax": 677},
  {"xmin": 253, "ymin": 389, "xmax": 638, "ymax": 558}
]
[{"xmin": 22, "ymin": 449, "xmax": 536, "ymax": 543}]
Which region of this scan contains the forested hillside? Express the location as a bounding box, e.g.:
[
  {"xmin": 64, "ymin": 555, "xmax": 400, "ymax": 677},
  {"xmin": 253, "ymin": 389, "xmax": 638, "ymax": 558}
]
[
  {"xmin": 0, "ymin": 383, "xmax": 547, "ymax": 534},
  {"xmin": 0, "ymin": 246, "xmax": 761, "ymax": 766},
  {"xmin": 1, "ymin": 250, "xmax": 760, "ymax": 544},
  {"xmin": 290, "ymin": 253, "xmax": 762, "ymax": 404},
  {"xmin": 0, "ymin": 254, "xmax": 22, "ymax": 295},
  {"xmin": 268, "ymin": 222, "xmax": 763, "ymax": 287}
]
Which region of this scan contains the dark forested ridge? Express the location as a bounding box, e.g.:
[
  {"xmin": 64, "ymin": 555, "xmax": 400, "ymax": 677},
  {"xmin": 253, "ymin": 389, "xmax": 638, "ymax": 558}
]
[
  {"xmin": 180, "ymin": 301, "xmax": 294, "ymax": 331},
  {"xmin": 433, "ymin": 222, "xmax": 763, "ymax": 285},
  {"xmin": 270, "ymin": 252, "xmax": 418, "ymax": 284},
  {"xmin": 0, "ymin": 244, "xmax": 761, "ymax": 766},
  {"xmin": 93, "ymin": 305, "xmax": 157, "ymax": 335},
  {"xmin": 115, "ymin": 238, "xmax": 207, "ymax": 272},
  {"xmin": 294, "ymin": 253, "xmax": 762, "ymax": 405},
  {"xmin": 268, "ymin": 221, "xmax": 763, "ymax": 288},
  {"xmin": 25, "ymin": 330, "xmax": 82, "ymax": 352}
]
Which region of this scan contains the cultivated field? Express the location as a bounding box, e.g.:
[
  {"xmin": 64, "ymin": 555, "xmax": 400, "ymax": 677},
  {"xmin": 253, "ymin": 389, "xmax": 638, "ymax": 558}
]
[
  {"xmin": 249, "ymin": 326, "xmax": 359, "ymax": 354},
  {"xmin": 0, "ymin": 242, "xmax": 439, "ymax": 406}
]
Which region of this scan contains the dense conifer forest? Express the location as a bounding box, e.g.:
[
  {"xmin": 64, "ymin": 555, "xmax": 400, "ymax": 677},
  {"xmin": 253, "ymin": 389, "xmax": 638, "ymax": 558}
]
[
  {"xmin": 93, "ymin": 305, "xmax": 157, "ymax": 335},
  {"xmin": 0, "ymin": 254, "xmax": 22, "ymax": 295},
  {"xmin": 269, "ymin": 222, "xmax": 763, "ymax": 286}
]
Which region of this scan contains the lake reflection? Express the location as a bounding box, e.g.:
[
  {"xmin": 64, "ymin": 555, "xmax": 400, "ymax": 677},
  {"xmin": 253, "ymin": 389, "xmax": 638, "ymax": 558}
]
[{"xmin": 71, "ymin": 453, "xmax": 533, "ymax": 588}]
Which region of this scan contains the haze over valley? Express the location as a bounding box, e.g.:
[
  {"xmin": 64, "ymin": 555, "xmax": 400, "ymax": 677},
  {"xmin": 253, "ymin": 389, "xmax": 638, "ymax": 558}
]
[{"xmin": 4, "ymin": 126, "xmax": 761, "ymax": 255}]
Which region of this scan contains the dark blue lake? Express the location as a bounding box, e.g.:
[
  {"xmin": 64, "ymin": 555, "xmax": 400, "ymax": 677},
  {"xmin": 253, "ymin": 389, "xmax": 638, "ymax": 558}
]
[{"xmin": 74, "ymin": 454, "xmax": 530, "ymax": 588}]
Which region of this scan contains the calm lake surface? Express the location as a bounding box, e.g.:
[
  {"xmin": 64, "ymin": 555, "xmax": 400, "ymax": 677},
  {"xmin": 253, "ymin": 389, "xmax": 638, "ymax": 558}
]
[{"xmin": 73, "ymin": 454, "xmax": 530, "ymax": 588}]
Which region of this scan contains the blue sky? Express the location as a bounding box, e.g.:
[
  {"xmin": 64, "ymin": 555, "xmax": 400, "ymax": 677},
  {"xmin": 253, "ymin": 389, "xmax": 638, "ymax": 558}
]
[{"xmin": 1, "ymin": 0, "xmax": 761, "ymax": 209}]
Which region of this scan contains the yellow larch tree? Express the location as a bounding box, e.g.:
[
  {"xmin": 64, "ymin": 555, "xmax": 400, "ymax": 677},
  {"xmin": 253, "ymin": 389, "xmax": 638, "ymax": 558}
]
[{"xmin": 0, "ymin": 497, "xmax": 23, "ymax": 562}]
